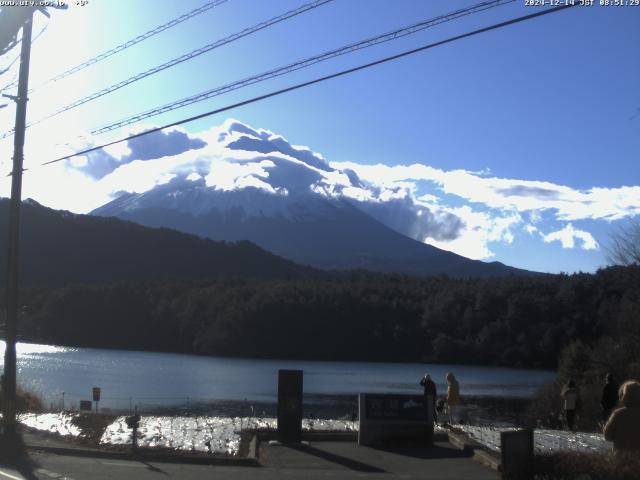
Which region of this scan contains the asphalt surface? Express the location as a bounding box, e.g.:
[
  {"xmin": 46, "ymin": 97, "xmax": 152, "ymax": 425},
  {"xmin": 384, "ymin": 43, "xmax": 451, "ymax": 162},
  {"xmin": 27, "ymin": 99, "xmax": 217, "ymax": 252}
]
[{"xmin": 0, "ymin": 439, "xmax": 498, "ymax": 480}]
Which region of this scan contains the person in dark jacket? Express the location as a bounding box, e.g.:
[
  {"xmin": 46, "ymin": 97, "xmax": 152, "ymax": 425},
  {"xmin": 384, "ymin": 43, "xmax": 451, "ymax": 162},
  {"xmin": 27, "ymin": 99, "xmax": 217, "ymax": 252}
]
[
  {"xmin": 420, "ymin": 373, "xmax": 437, "ymax": 424},
  {"xmin": 561, "ymin": 379, "xmax": 579, "ymax": 431},
  {"xmin": 601, "ymin": 373, "xmax": 619, "ymax": 423}
]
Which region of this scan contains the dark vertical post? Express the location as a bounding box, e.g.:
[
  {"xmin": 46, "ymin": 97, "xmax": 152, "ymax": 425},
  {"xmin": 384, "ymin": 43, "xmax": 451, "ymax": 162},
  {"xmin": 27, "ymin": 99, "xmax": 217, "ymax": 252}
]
[
  {"xmin": 277, "ymin": 369, "xmax": 303, "ymax": 443},
  {"xmin": 501, "ymin": 428, "xmax": 534, "ymax": 480},
  {"xmin": 426, "ymin": 394, "xmax": 434, "ymax": 445},
  {"xmin": 92, "ymin": 386, "xmax": 100, "ymax": 413},
  {"xmin": 126, "ymin": 406, "xmax": 140, "ymax": 452},
  {"xmin": 3, "ymin": 11, "xmax": 34, "ymax": 438}
]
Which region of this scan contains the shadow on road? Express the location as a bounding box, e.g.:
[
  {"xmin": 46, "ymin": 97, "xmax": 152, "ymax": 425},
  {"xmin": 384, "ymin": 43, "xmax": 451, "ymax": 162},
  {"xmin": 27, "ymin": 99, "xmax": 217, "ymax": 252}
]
[
  {"xmin": 0, "ymin": 433, "xmax": 40, "ymax": 480},
  {"xmin": 375, "ymin": 442, "xmax": 474, "ymax": 459},
  {"xmin": 284, "ymin": 443, "xmax": 386, "ymax": 473},
  {"xmin": 139, "ymin": 460, "xmax": 169, "ymax": 475}
]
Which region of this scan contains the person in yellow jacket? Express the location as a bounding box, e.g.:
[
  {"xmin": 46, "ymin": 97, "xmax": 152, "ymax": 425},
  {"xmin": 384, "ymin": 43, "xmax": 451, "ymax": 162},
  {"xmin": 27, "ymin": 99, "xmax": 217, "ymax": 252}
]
[{"xmin": 446, "ymin": 372, "xmax": 460, "ymax": 424}]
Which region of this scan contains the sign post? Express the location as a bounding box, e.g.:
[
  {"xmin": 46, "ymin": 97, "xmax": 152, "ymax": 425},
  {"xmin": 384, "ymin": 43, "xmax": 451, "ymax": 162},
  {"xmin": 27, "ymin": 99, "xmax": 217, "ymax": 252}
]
[{"xmin": 92, "ymin": 387, "xmax": 101, "ymax": 414}]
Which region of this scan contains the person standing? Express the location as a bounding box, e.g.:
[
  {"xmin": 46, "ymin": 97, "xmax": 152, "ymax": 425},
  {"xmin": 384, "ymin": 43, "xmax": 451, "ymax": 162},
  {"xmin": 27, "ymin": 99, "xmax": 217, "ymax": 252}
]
[
  {"xmin": 561, "ymin": 379, "xmax": 579, "ymax": 431},
  {"xmin": 419, "ymin": 373, "xmax": 437, "ymax": 424},
  {"xmin": 446, "ymin": 372, "xmax": 460, "ymax": 424},
  {"xmin": 601, "ymin": 373, "xmax": 619, "ymax": 424},
  {"xmin": 604, "ymin": 380, "xmax": 640, "ymax": 453}
]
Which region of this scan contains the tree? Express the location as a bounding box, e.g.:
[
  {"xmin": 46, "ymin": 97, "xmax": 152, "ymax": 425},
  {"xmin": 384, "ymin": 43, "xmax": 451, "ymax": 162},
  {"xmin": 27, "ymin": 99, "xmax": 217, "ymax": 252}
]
[{"xmin": 607, "ymin": 219, "xmax": 640, "ymax": 266}]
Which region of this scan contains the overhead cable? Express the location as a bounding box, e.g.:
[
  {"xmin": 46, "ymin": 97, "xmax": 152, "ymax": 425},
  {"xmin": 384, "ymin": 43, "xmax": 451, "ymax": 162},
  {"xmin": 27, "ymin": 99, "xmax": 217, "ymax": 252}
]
[
  {"xmin": 0, "ymin": 24, "xmax": 48, "ymax": 93},
  {"xmin": 39, "ymin": 3, "xmax": 577, "ymax": 168},
  {"xmin": 1, "ymin": 0, "xmax": 230, "ymax": 92},
  {"xmin": 1, "ymin": 0, "xmax": 333, "ymax": 139},
  {"xmin": 91, "ymin": 0, "xmax": 515, "ymax": 136}
]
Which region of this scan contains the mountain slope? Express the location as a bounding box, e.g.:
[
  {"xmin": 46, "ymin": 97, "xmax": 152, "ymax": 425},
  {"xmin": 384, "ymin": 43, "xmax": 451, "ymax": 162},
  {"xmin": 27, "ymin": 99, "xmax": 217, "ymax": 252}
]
[
  {"xmin": 0, "ymin": 199, "xmax": 313, "ymax": 287},
  {"xmin": 93, "ymin": 179, "xmax": 530, "ymax": 278}
]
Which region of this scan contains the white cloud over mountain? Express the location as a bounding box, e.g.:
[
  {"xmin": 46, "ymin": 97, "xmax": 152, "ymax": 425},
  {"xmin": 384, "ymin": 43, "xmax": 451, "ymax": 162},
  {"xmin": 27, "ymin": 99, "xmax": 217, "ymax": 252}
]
[
  {"xmin": 7, "ymin": 119, "xmax": 636, "ymax": 264},
  {"xmin": 74, "ymin": 127, "xmax": 207, "ymax": 179},
  {"xmin": 330, "ymin": 162, "xmax": 640, "ymax": 222}
]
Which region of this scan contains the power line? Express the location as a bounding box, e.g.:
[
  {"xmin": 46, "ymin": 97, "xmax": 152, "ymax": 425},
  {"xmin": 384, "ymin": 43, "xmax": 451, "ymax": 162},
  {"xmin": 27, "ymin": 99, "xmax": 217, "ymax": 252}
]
[
  {"xmin": 0, "ymin": 24, "xmax": 48, "ymax": 93},
  {"xmin": 4, "ymin": 0, "xmax": 334, "ymax": 139},
  {"xmin": 91, "ymin": 0, "xmax": 514, "ymax": 136},
  {"xmin": 0, "ymin": 53, "xmax": 23, "ymax": 91},
  {"xmin": 22, "ymin": 0, "xmax": 510, "ymax": 148},
  {"xmin": 40, "ymin": 3, "xmax": 577, "ymax": 168},
  {"xmin": 0, "ymin": 0, "xmax": 230, "ymax": 92}
]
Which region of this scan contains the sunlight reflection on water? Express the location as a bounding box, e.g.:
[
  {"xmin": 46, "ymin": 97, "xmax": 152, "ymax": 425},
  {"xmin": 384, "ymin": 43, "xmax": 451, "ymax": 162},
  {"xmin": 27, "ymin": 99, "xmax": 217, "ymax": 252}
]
[{"xmin": 0, "ymin": 341, "xmax": 75, "ymax": 356}]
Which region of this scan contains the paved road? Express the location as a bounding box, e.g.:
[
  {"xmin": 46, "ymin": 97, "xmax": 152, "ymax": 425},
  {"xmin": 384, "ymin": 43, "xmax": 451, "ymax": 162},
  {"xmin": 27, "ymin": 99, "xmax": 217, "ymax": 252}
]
[{"xmin": 0, "ymin": 441, "xmax": 498, "ymax": 480}]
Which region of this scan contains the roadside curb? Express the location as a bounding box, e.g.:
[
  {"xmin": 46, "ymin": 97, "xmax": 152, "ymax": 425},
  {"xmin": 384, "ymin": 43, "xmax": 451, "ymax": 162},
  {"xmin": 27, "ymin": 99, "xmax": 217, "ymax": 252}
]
[
  {"xmin": 23, "ymin": 431, "xmax": 358, "ymax": 466},
  {"xmin": 24, "ymin": 442, "xmax": 261, "ymax": 467},
  {"xmin": 251, "ymin": 431, "xmax": 357, "ymax": 442},
  {"xmin": 447, "ymin": 429, "xmax": 502, "ymax": 471}
]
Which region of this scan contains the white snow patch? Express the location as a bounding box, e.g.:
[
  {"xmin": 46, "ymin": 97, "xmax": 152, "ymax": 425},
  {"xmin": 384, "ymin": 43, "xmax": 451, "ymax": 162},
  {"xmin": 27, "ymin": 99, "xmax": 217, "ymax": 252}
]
[
  {"xmin": 455, "ymin": 424, "xmax": 613, "ymax": 454},
  {"xmin": 100, "ymin": 416, "xmax": 357, "ymax": 455},
  {"xmin": 18, "ymin": 412, "xmax": 82, "ymax": 437}
]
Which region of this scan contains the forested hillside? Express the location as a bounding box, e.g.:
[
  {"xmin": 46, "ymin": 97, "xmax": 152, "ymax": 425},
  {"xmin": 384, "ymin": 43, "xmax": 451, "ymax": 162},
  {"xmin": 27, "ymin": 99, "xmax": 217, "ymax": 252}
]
[
  {"xmin": 0, "ymin": 199, "xmax": 314, "ymax": 286},
  {"xmin": 12, "ymin": 266, "xmax": 638, "ymax": 369}
]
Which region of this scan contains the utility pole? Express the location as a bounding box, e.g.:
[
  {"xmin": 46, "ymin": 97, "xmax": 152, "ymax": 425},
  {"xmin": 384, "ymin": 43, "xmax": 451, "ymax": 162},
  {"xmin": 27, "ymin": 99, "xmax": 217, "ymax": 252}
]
[{"xmin": 2, "ymin": 9, "xmax": 34, "ymax": 439}]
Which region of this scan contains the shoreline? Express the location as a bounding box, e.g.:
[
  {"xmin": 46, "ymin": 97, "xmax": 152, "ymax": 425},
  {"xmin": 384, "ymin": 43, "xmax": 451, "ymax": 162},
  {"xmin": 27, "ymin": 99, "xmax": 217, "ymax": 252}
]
[{"xmin": 99, "ymin": 394, "xmax": 533, "ymax": 427}]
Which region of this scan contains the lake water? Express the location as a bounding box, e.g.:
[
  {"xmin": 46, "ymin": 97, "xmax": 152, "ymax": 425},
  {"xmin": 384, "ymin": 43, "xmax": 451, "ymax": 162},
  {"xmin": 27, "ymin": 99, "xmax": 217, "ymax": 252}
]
[{"xmin": 0, "ymin": 342, "xmax": 555, "ymax": 413}]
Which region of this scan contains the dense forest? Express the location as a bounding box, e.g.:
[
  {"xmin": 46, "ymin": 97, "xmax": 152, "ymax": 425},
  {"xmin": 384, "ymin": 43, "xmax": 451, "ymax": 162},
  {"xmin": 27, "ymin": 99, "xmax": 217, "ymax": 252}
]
[{"xmin": 8, "ymin": 265, "xmax": 638, "ymax": 370}]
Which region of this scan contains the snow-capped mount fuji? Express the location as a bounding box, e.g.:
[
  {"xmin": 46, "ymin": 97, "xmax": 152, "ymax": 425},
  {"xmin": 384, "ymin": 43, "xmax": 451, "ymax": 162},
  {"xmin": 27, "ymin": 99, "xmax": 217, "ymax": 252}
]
[{"xmin": 91, "ymin": 120, "xmax": 529, "ymax": 277}]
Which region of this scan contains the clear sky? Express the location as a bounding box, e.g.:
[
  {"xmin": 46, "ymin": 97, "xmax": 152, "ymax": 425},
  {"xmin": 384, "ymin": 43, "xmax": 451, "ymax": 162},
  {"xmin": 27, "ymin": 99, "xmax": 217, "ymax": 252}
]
[{"xmin": 0, "ymin": 0, "xmax": 638, "ymax": 274}]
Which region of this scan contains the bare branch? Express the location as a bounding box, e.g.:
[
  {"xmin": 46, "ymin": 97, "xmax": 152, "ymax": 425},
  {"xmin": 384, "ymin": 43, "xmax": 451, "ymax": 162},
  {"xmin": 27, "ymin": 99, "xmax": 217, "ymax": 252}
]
[{"xmin": 606, "ymin": 218, "xmax": 640, "ymax": 267}]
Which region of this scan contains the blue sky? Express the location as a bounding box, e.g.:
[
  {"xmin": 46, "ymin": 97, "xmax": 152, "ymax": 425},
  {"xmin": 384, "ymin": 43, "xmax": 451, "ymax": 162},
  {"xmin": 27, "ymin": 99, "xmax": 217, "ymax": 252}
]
[{"xmin": 0, "ymin": 0, "xmax": 638, "ymax": 273}]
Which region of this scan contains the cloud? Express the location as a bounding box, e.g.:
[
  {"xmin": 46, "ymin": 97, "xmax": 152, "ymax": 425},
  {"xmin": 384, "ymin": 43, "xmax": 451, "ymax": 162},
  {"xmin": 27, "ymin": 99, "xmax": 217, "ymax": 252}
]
[
  {"xmin": 124, "ymin": 127, "xmax": 206, "ymax": 162},
  {"xmin": 204, "ymin": 159, "xmax": 283, "ymax": 194},
  {"xmin": 542, "ymin": 223, "xmax": 599, "ymax": 250},
  {"xmin": 331, "ymin": 161, "xmax": 640, "ymax": 222},
  {"xmin": 71, "ymin": 127, "xmax": 206, "ymax": 179},
  {"xmin": 425, "ymin": 206, "xmax": 520, "ymax": 260},
  {"xmin": 95, "ymin": 148, "xmax": 212, "ymax": 197},
  {"xmin": 354, "ymin": 197, "xmax": 464, "ymax": 243},
  {"xmin": 496, "ymin": 185, "xmax": 561, "ymax": 200},
  {"xmin": 221, "ymin": 120, "xmax": 331, "ymax": 172}
]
